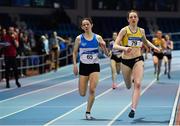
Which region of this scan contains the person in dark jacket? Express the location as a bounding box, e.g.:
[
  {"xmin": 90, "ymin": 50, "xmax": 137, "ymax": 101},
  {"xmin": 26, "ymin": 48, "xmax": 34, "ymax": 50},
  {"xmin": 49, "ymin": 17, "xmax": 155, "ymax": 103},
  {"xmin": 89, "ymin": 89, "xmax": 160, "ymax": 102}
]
[{"xmin": 3, "ymin": 27, "xmax": 21, "ymax": 88}]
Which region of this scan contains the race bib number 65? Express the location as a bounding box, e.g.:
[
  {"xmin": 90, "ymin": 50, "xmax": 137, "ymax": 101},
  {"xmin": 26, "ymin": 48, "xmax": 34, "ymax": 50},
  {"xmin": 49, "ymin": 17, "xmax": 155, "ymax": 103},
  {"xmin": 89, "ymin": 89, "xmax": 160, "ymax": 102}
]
[{"xmin": 87, "ymin": 54, "xmax": 93, "ymax": 60}]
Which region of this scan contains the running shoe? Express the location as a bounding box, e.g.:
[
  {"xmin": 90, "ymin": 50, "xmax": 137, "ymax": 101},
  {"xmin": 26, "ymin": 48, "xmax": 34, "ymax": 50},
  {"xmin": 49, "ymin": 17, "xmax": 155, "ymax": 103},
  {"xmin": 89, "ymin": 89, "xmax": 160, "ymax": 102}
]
[
  {"xmin": 156, "ymin": 74, "xmax": 159, "ymax": 81},
  {"xmin": 128, "ymin": 110, "xmax": 135, "ymax": 118},
  {"xmin": 154, "ymin": 71, "xmax": 156, "ymax": 75},
  {"xmin": 164, "ymin": 69, "xmax": 167, "ymax": 75},
  {"xmin": 85, "ymin": 113, "xmax": 95, "ymax": 120},
  {"xmin": 16, "ymin": 82, "xmax": 21, "ymax": 88},
  {"xmin": 168, "ymin": 73, "xmax": 171, "ymax": 79},
  {"xmin": 112, "ymin": 83, "xmax": 117, "ymax": 89}
]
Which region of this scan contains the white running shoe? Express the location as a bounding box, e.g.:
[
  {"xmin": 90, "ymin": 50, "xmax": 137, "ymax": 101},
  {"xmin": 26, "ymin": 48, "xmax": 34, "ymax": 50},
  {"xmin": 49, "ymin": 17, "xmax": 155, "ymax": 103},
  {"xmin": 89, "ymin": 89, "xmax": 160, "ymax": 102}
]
[{"xmin": 85, "ymin": 113, "xmax": 95, "ymax": 120}]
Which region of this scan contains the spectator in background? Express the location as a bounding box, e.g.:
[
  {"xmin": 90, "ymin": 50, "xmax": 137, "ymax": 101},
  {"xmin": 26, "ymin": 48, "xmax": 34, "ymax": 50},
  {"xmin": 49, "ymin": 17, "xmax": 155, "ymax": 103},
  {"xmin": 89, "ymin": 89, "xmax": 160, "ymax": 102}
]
[
  {"xmin": 0, "ymin": 26, "xmax": 3, "ymax": 81},
  {"xmin": 67, "ymin": 36, "xmax": 73, "ymax": 54},
  {"xmin": 17, "ymin": 32, "xmax": 25, "ymax": 56},
  {"xmin": 43, "ymin": 34, "xmax": 50, "ymax": 72},
  {"xmin": 17, "ymin": 32, "xmax": 26, "ymax": 77},
  {"xmin": 19, "ymin": 32, "xmax": 31, "ymax": 76},
  {"xmin": 0, "ymin": 28, "xmax": 7, "ymax": 81},
  {"xmin": 27, "ymin": 28, "xmax": 36, "ymax": 52},
  {"xmin": 38, "ymin": 35, "xmax": 50, "ymax": 73},
  {"xmin": 49, "ymin": 31, "xmax": 69, "ymax": 71},
  {"xmin": 2, "ymin": 26, "xmax": 21, "ymax": 88},
  {"xmin": 0, "ymin": 28, "xmax": 6, "ymax": 53},
  {"xmin": 23, "ymin": 33, "xmax": 31, "ymax": 56},
  {"xmin": 41, "ymin": 35, "xmax": 50, "ymax": 57}
]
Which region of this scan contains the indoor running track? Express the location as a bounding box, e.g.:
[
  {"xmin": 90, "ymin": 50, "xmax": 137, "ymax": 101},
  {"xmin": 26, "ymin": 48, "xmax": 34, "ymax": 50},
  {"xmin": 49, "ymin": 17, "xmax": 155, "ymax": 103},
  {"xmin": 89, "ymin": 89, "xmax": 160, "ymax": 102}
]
[{"xmin": 0, "ymin": 51, "xmax": 180, "ymax": 126}]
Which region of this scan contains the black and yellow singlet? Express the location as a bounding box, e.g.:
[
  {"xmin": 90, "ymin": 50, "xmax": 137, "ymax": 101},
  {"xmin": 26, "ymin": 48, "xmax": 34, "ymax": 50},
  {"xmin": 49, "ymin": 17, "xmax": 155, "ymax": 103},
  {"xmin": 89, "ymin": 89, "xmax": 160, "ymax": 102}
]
[
  {"xmin": 122, "ymin": 26, "xmax": 143, "ymax": 48},
  {"xmin": 152, "ymin": 38, "xmax": 164, "ymax": 48}
]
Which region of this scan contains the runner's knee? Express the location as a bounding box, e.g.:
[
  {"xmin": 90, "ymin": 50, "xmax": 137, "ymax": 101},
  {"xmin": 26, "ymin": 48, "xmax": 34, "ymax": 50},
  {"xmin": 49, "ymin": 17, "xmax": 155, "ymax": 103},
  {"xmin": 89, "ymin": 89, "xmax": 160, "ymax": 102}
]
[
  {"xmin": 79, "ymin": 91, "xmax": 86, "ymax": 97},
  {"xmin": 89, "ymin": 88, "xmax": 95, "ymax": 95},
  {"xmin": 134, "ymin": 81, "xmax": 141, "ymax": 89}
]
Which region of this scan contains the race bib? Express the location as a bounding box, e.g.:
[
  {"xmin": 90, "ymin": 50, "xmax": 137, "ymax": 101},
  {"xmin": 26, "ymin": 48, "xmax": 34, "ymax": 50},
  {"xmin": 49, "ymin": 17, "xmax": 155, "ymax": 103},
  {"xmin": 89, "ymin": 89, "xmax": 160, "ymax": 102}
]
[
  {"xmin": 164, "ymin": 49, "xmax": 171, "ymax": 54},
  {"xmin": 87, "ymin": 54, "xmax": 94, "ymax": 60},
  {"xmin": 128, "ymin": 37, "xmax": 142, "ymax": 47},
  {"xmin": 80, "ymin": 54, "xmax": 98, "ymax": 64}
]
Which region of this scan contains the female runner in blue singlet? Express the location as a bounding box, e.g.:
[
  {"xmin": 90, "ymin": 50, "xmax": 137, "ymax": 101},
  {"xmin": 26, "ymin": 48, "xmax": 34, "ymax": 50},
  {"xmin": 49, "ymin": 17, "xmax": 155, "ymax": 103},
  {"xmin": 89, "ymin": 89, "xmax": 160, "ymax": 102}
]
[{"xmin": 73, "ymin": 18, "xmax": 108, "ymax": 120}]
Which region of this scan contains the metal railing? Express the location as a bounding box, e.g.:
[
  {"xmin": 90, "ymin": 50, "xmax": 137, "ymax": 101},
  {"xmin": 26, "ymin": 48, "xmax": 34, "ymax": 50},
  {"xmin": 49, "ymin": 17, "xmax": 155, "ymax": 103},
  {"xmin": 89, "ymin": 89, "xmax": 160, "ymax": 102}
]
[{"xmin": 0, "ymin": 43, "xmax": 74, "ymax": 81}]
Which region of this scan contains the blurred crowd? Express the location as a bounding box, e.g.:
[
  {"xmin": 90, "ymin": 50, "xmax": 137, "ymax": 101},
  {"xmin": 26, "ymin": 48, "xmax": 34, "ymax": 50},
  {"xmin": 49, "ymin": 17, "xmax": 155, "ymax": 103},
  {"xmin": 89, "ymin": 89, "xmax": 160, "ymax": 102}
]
[{"xmin": 0, "ymin": 25, "xmax": 74, "ymax": 82}]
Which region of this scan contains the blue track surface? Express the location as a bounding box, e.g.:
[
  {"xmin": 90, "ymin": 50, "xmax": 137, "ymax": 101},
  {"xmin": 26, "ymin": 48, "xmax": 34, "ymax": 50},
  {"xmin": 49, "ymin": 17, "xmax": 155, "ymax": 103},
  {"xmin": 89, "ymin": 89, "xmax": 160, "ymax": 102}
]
[{"xmin": 0, "ymin": 51, "xmax": 180, "ymax": 125}]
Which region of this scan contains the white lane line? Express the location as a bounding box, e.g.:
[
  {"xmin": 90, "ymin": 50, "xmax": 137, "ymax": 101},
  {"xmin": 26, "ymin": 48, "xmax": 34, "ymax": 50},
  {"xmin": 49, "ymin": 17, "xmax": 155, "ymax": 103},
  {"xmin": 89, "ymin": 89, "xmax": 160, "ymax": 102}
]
[
  {"xmin": 0, "ymin": 62, "xmax": 109, "ymax": 92},
  {"xmin": 43, "ymin": 81, "xmax": 124, "ymax": 126},
  {"xmin": 0, "ymin": 73, "xmax": 73, "ymax": 93},
  {"xmin": 0, "ymin": 65, "xmax": 73, "ymax": 92},
  {"xmin": 0, "ymin": 63, "xmax": 165, "ymax": 122},
  {"xmin": 169, "ymin": 82, "xmax": 180, "ymax": 126},
  {"xmin": 43, "ymin": 67, "xmax": 155, "ymax": 125},
  {"xmin": 0, "ymin": 75, "xmax": 111, "ymax": 119},
  {"xmin": 0, "ymin": 67, "xmax": 110, "ymax": 103},
  {"xmin": 0, "ymin": 58, "xmax": 152, "ymax": 93},
  {"xmin": 107, "ymin": 78, "xmax": 157, "ymax": 126},
  {"xmin": 108, "ymin": 69, "xmax": 180, "ymax": 126},
  {"xmin": 0, "ymin": 89, "xmax": 77, "ymax": 120},
  {"xmin": 0, "ymin": 78, "xmax": 77, "ymax": 103}
]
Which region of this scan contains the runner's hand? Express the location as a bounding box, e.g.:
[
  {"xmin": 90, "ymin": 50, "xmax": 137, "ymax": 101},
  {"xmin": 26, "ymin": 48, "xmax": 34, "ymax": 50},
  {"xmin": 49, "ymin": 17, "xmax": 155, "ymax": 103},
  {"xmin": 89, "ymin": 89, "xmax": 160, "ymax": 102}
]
[
  {"xmin": 125, "ymin": 47, "xmax": 132, "ymax": 53},
  {"xmin": 73, "ymin": 65, "xmax": 78, "ymax": 76},
  {"xmin": 154, "ymin": 47, "xmax": 161, "ymax": 52}
]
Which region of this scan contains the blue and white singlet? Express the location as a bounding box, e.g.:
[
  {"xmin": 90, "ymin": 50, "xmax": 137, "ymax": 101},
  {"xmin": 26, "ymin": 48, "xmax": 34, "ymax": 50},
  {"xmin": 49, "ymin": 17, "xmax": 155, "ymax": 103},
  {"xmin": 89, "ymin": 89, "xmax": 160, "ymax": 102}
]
[{"xmin": 79, "ymin": 33, "xmax": 99, "ymax": 64}]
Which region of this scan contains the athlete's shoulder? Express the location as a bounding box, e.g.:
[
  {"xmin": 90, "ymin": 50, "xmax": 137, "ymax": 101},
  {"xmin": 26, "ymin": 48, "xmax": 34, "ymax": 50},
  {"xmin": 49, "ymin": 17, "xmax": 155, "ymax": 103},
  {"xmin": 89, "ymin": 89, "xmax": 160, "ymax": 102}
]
[
  {"xmin": 76, "ymin": 34, "xmax": 83, "ymax": 39},
  {"xmin": 75, "ymin": 35, "xmax": 82, "ymax": 43},
  {"xmin": 121, "ymin": 26, "xmax": 128, "ymax": 31},
  {"xmin": 152, "ymin": 37, "xmax": 157, "ymax": 41},
  {"xmin": 139, "ymin": 27, "xmax": 145, "ymax": 35},
  {"xmin": 139, "ymin": 27, "xmax": 145, "ymax": 31},
  {"xmin": 95, "ymin": 34, "xmax": 103, "ymax": 42},
  {"xmin": 119, "ymin": 26, "xmax": 127, "ymax": 35},
  {"xmin": 94, "ymin": 33, "xmax": 101, "ymax": 38}
]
